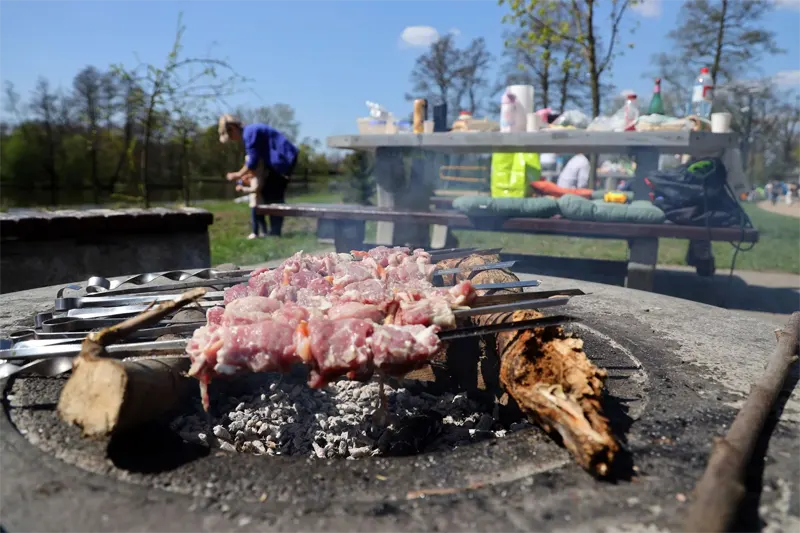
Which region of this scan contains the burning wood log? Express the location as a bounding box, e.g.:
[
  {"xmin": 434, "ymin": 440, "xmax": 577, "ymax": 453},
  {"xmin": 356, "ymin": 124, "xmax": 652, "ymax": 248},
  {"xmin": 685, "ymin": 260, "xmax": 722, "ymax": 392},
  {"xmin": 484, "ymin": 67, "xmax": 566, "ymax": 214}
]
[
  {"xmin": 683, "ymin": 312, "xmax": 800, "ymax": 533},
  {"xmin": 434, "ymin": 254, "xmax": 619, "ymax": 477},
  {"xmin": 57, "ymin": 288, "xmax": 206, "ymax": 438}
]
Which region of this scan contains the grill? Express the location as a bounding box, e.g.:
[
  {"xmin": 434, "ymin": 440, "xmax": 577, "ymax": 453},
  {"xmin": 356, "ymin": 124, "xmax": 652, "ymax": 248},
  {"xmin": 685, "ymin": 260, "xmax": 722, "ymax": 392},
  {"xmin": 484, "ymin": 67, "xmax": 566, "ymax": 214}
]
[{"xmin": 1, "ymin": 248, "xmax": 796, "ymax": 532}]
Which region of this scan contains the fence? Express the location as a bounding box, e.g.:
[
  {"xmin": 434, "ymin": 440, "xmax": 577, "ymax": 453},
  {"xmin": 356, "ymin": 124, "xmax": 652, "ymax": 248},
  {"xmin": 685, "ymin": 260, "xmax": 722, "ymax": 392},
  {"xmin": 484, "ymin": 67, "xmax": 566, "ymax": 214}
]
[{"xmin": 0, "ymin": 168, "xmax": 330, "ymax": 209}]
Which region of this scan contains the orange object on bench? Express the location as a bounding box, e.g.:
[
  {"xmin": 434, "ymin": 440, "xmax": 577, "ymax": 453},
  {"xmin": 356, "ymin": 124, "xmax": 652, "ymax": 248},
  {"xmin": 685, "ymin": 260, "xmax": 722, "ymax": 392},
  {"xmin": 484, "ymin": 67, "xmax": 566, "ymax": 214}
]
[{"xmin": 530, "ymin": 180, "xmax": 593, "ymax": 199}]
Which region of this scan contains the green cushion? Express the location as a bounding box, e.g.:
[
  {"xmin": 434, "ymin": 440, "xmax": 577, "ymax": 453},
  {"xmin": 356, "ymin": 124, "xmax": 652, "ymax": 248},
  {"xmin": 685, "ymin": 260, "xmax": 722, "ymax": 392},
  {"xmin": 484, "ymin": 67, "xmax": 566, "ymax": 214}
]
[
  {"xmin": 453, "ymin": 196, "xmax": 560, "ymax": 218},
  {"xmin": 557, "ymin": 194, "xmax": 666, "ymax": 224},
  {"xmin": 593, "ymin": 199, "xmax": 666, "ymax": 224},
  {"xmin": 556, "ymin": 194, "xmax": 597, "ymax": 221}
]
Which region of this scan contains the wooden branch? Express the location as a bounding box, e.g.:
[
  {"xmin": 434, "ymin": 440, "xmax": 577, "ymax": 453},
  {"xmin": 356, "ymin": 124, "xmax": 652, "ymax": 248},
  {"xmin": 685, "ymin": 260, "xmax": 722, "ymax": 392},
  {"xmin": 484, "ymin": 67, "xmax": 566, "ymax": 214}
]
[
  {"xmin": 57, "ymin": 357, "xmax": 191, "ymax": 438},
  {"xmin": 85, "ymin": 287, "xmax": 206, "ymax": 350},
  {"xmin": 683, "ymin": 312, "xmax": 800, "ymax": 532},
  {"xmin": 436, "ymin": 255, "xmax": 619, "ymax": 477},
  {"xmin": 57, "ymin": 288, "xmax": 206, "ymax": 437}
]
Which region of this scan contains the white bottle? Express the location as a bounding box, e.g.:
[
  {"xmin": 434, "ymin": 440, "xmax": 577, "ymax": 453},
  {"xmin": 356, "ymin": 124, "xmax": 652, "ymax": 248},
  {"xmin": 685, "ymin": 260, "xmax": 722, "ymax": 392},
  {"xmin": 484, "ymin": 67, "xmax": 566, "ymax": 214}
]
[
  {"xmin": 500, "ymin": 92, "xmax": 521, "ymax": 133},
  {"xmin": 624, "ymin": 93, "xmax": 640, "ymax": 130},
  {"xmin": 690, "ymin": 67, "xmax": 713, "ymax": 119}
]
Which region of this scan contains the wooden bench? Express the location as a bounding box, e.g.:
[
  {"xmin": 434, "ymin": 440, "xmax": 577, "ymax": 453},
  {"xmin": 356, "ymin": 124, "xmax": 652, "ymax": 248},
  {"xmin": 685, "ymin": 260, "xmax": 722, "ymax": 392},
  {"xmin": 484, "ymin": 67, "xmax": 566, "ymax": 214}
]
[{"xmin": 256, "ymin": 203, "xmax": 759, "ymax": 292}]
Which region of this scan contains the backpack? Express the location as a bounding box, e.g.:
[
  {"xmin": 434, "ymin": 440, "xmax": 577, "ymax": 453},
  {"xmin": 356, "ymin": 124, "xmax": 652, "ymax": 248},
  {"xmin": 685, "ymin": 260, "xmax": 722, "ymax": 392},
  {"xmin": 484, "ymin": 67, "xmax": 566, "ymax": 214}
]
[{"xmin": 642, "ymin": 158, "xmax": 751, "ymax": 228}]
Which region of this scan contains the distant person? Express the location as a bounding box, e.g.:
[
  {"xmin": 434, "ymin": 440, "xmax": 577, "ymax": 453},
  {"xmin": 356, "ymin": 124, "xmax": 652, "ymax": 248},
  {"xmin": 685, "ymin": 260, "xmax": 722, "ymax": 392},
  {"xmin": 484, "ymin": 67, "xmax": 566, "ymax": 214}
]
[
  {"xmin": 766, "ymin": 182, "xmax": 775, "ymax": 205},
  {"xmin": 219, "ymin": 114, "xmax": 299, "ymax": 237},
  {"xmin": 235, "ymin": 175, "xmax": 267, "ymax": 239},
  {"xmin": 556, "ymin": 153, "xmax": 591, "ymax": 190}
]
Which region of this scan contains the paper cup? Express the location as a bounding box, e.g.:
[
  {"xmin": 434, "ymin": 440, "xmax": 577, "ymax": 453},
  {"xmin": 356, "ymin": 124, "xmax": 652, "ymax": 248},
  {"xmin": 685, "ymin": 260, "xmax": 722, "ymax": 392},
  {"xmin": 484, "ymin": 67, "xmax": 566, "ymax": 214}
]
[
  {"xmin": 423, "ymin": 120, "xmax": 434, "ymax": 134},
  {"xmin": 711, "ymin": 112, "xmax": 732, "ymax": 133},
  {"xmin": 526, "ymin": 112, "xmax": 538, "ymax": 132}
]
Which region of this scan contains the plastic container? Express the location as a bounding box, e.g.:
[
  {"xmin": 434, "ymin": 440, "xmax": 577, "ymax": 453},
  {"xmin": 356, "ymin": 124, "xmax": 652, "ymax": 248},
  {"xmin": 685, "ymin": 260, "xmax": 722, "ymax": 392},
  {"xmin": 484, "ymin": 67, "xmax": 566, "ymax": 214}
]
[
  {"xmin": 689, "ymin": 67, "xmax": 713, "ymax": 119},
  {"xmin": 624, "ymin": 94, "xmax": 640, "ymax": 130},
  {"xmin": 452, "ymin": 111, "xmax": 473, "ymax": 132},
  {"xmin": 500, "ymin": 92, "xmax": 526, "ymax": 133},
  {"xmin": 357, "ymin": 118, "xmax": 388, "ymax": 134}
]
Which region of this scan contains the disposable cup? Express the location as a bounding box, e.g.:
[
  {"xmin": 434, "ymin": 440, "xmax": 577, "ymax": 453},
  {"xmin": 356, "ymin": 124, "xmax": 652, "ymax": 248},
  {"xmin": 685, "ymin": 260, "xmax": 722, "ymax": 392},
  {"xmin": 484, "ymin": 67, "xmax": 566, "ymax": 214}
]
[
  {"xmin": 423, "ymin": 120, "xmax": 434, "ymax": 134},
  {"xmin": 711, "ymin": 112, "xmax": 732, "ymax": 133}
]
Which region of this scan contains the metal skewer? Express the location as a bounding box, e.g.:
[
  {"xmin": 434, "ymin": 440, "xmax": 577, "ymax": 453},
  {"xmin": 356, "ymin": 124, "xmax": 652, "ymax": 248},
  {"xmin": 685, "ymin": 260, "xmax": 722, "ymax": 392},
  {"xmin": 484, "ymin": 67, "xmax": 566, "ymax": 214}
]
[{"xmin": 0, "ymin": 315, "xmax": 576, "ymax": 366}]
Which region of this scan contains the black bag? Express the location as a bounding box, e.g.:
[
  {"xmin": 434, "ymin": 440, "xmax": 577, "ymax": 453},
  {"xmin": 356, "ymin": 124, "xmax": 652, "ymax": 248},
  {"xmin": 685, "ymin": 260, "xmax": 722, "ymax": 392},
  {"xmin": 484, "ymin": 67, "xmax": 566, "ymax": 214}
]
[{"xmin": 642, "ymin": 157, "xmax": 748, "ymax": 228}]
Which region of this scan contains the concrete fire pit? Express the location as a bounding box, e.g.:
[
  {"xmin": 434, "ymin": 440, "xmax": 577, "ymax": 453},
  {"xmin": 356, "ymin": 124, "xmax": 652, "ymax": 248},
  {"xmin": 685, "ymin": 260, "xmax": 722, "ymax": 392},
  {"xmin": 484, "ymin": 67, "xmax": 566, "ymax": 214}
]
[{"xmin": 1, "ymin": 273, "xmax": 798, "ymax": 532}]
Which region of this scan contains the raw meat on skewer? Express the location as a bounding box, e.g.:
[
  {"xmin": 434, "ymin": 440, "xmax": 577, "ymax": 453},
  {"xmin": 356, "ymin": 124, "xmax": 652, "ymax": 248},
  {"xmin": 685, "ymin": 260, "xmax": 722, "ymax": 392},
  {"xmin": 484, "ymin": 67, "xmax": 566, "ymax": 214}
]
[
  {"xmin": 225, "ymin": 248, "xmax": 437, "ymax": 305},
  {"xmin": 187, "ymin": 317, "xmax": 442, "ymax": 409}
]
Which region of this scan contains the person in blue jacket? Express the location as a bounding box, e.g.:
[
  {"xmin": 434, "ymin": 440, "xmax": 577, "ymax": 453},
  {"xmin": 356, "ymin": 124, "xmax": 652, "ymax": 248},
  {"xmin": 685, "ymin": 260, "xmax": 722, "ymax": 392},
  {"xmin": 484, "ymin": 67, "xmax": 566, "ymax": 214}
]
[{"xmin": 219, "ymin": 114, "xmax": 299, "ymax": 237}]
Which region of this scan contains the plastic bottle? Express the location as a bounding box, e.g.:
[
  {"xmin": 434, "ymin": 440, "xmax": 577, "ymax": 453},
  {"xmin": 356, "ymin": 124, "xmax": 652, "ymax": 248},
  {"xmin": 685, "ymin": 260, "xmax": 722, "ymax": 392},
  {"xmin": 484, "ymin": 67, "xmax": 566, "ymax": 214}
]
[
  {"xmin": 624, "ymin": 93, "xmax": 639, "ymax": 130},
  {"xmin": 500, "ymin": 92, "xmax": 525, "ymax": 132},
  {"xmin": 648, "ymin": 78, "xmax": 665, "ymax": 115},
  {"xmin": 690, "ymin": 67, "xmax": 713, "ymax": 119}
]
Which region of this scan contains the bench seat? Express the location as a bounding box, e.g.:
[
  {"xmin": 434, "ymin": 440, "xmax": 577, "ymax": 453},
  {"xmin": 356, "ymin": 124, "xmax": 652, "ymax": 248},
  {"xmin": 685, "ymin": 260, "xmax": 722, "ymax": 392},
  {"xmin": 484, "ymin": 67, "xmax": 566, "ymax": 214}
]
[{"xmin": 256, "ymin": 202, "xmax": 759, "ymax": 292}]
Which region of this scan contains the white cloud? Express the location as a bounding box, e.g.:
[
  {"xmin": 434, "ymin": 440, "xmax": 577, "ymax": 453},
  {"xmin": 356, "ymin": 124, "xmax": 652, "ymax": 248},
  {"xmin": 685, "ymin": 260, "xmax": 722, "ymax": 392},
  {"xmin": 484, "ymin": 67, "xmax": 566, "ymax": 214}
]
[
  {"xmin": 773, "ymin": 70, "xmax": 800, "ymax": 87},
  {"xmin": 400, "ymin": 26, "xmax": 440, "ymax": 48},
  {"xmin": 448, "ymin": 28, "xmax": 461, "ymax": 37},
  {"xmin": 632, "ymin": 0, "xmax": 662, "ymax": 18},
  {"xmin": 771, "ymin": 0, "xmax": 800, "ymax": 10}
]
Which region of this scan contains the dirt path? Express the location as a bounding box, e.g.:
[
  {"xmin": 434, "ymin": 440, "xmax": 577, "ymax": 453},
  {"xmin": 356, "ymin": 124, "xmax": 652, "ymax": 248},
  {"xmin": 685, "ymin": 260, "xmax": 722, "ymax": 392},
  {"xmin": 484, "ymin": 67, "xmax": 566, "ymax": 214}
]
[{"xmin": 757, "ymin": 199, "xmax": 800, "ymax": 218}]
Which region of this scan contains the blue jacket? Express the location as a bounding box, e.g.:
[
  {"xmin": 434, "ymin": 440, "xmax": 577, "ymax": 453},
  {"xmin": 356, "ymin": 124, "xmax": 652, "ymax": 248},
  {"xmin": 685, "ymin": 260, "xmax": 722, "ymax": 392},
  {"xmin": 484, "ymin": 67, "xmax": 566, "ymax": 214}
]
[{"xmin": 243, "ymin": 123, "xmax": 299, "ymax": 177}]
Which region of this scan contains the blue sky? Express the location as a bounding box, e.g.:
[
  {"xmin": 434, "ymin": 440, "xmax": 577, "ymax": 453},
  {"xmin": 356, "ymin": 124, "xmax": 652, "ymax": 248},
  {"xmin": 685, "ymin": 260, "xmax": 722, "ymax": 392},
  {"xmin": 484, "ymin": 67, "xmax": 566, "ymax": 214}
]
[{"xmin": 1, "ymin": 0, "xmax": 799, "ymax": 145}]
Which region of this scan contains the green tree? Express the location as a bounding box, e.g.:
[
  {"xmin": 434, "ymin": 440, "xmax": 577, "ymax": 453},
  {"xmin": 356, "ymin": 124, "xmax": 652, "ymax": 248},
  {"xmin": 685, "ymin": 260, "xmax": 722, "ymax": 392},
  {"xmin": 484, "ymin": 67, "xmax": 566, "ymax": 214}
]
[
  {"xmin": 497, "ymin": 10, "xmax": 587, "ymax": 113},
  {"xmin": 499, "ymin": 0, "xmax": 638, "ymax": 117}
]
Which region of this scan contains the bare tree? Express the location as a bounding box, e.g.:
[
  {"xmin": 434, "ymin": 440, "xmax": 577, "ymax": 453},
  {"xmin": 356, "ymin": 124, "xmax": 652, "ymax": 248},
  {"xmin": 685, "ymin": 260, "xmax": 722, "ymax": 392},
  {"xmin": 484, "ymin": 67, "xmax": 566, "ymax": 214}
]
[
  {"xmin": 114, "ymin": 12, "xmax": 246, "ymax": 206},
  {"xmin": 406, "ymin": 34, "xmax": 463, "ymax": 119},
  {"xmin": 453, "ymin": 38, "xmax": 493, "ymax": 116},
  {"xmin": 666, "ymin": 0, "xmax": 783, "ymax": 87},
  {"xmin": 73, "ymin": 66, "xmax": 104, "ymax": 202},
  {"xmin": 28, "ymin": 78, "xmax": 65, "ymax": 204},
  {"xmin": 239, "ymin": 104, "xmax": 301, "ymax": 143}
]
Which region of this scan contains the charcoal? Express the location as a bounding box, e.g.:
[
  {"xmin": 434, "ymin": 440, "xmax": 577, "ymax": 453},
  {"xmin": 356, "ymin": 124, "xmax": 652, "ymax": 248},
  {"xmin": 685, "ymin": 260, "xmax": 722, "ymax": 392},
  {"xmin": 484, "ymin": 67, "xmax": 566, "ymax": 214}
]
[{"xmin": 171, "ymin": 372, "xmax": 532, "ymax": 459}]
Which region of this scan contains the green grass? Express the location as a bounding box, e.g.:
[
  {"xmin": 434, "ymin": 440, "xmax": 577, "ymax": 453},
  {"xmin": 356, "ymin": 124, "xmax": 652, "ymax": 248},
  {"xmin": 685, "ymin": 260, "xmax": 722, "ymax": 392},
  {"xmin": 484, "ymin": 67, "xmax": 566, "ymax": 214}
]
[
  {"xmin": 207, "ymin": 198, "xmax": 800, "ymax": 275},
  {"xmin": 204, "ymin": 191, "xmax": 340, "ymax": 266}
]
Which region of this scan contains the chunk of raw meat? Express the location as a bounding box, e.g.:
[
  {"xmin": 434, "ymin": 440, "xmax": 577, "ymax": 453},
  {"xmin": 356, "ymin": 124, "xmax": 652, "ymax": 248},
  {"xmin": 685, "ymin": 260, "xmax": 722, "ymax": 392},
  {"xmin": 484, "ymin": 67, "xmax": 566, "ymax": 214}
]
[
  {"xmin": 214, "ymin": 320, "xmax": 300, "ymax": 374},
  {"xmin": 334, "ymin": 279, "xmax": 387, "ymax": 305},
  {"xmin": 369, "ymin": 324, "xmax": 441, "ymax": 371},
  {"xmin": 332, "ymin": 261, "xmax": 379, "ymax": 289},
  {"xmin": 299, "ymin": 318, "xmax": 374, "ymax": 387},
  {"xmin": 248, "ymin": 269, "xmax": 281, "ymax": 297},
  {"xmin": 327, "ymin": 301, "xmax": 385, "ymax": 322},
  {"xmin": 384, "ymin": 260, "xmax": 436, "ymax": 285},
  {"xmin": 396, "ymin": 297, "xmax": 455, "ymax": 328},
  {"xmin": 223, "ymin": 283, "xmax": 250, "ymax": 304},
  {"xmin": 206, "ymin": 306, "xmax": 225, "ymax": 325},
  {"xmin": 221, "ymin": 296, "xmax": 283, "ymax": 325}
]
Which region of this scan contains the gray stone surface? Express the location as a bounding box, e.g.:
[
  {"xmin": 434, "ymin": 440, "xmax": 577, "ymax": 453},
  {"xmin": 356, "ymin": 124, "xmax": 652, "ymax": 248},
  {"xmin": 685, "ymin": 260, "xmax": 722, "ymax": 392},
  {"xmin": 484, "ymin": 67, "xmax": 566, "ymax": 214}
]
[
  {"xmin": 1, "ymin": 273, "xmax": 798, "ymax": 532},
  {"xmin": 327, "ymin": 131, "xmax": 737, "ymax": 155},
  {"xmin": 1, "ymin": 232, "xmax": 211, "ymax": 294}
]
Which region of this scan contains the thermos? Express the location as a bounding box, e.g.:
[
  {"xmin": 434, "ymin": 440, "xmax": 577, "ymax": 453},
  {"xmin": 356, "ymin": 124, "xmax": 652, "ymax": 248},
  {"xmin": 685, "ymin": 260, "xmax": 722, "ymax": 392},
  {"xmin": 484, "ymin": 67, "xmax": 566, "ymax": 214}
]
[
  {"xmin": 433, "ymin": 103, "xmax": 448, "ymax": 132},
  {"xmin": 413, "ymin": 98, "xmax": 428, "ymax": 133}
]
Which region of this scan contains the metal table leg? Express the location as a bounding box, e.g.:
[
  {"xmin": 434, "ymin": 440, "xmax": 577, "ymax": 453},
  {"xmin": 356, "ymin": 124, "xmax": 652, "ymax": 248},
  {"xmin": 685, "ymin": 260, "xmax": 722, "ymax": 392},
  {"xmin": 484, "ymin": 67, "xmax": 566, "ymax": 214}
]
[
  {"xmin": 630, "ymin": 147, "xmax": 661, "ymax": 201},
  {"xmin": 626, "ymin": 238, "xmax": 659, "ymax": 292},
  {"xmin": 373, "ymin": 147, "xmax": 433, "ymax": 248}
]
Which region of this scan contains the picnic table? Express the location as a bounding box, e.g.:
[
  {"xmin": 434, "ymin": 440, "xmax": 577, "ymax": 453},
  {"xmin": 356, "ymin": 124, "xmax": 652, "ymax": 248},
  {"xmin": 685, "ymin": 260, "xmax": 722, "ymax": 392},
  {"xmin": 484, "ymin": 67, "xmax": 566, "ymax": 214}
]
[
  {"xmin": 327, "ymin": 130, "xmax": 737, "ymax": 247},
  {"xmin": 257, "ymin": 130, "xmax": 750, "ymax": 292}
]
